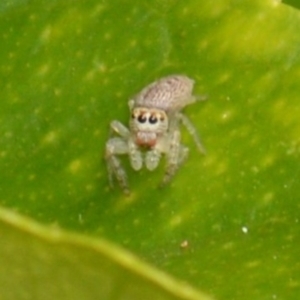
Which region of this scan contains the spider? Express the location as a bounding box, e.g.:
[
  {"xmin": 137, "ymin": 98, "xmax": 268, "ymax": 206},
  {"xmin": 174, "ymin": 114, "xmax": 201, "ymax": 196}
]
[{"xmin": 105, "ymin": 74, "xmax": 206, "ymax": 194}]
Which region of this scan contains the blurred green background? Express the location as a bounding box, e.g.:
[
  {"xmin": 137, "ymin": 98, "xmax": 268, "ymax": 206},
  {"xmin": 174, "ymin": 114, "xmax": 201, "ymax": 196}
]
[{"xmin": 1, "ymin": 0, "xmax": 300, "ymax": 299}]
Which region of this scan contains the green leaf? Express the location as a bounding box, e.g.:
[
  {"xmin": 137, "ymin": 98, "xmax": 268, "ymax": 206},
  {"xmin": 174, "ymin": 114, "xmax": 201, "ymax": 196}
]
[
  {"xmin": 1, "ymin": 0, "xmax": 300, "ymax": 299},
  {"xmin": 0, "ymin": 208, "xmax": 209, "ymax": 300},
  {"xmin": 283, "ymin": 0, "xmax": 300, "ymax": 10}
]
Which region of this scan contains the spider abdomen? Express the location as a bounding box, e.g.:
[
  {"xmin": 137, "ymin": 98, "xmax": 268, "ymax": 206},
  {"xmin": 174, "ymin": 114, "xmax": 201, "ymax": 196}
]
[{"xmin": 132, "ymin": 75, "xmax": 195, "ymax": 112}]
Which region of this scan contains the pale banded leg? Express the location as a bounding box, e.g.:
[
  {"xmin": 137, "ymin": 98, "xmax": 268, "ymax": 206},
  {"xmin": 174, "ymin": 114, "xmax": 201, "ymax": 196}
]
[
  {"xmin": 178, "ymin": 145, "xmax": 189, "ymax": 165},
  {"xmin": 195, "ymin": 94, "xmax": 208, "ymax": 102},
  {"xmin": 128, "ymin": 138, "xmax": 142, "ymax": 171},
  {"xmin": 162, "ymin": 130, "xmax": 181, "ymax": 185},
  {"xmin": 178, "ymin": 112, "xmax": 206, "ymax": 154},
  {"xmin": 145, "ymin": 148, "xmax": 161, "ymax": 171},
  {"xmin": 105, "ymin": 137, "xmax": 130, "ymax": 194},
  {"xmin": 182, "ymin": 94, "xmax": 207, "ymax": 107},
  {"xmin": 110, "ymin": 120, "xmax": 130, "ymax": 138}
]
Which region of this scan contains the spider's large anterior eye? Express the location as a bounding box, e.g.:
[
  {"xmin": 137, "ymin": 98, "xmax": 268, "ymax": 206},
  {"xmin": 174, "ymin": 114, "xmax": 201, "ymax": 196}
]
[
  {"xmin": 137, "ymin": 114, "xmax": 147, "ymax": 123},
  {"xmin": 149, "ymin": 115, "xmax": 158, "ymax": 124}
]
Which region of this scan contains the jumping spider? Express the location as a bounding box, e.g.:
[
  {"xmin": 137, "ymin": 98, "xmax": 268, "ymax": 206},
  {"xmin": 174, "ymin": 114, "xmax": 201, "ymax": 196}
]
[{"xmin": 105, "ymin": 75, "xmax": 206, "ymax": 194}]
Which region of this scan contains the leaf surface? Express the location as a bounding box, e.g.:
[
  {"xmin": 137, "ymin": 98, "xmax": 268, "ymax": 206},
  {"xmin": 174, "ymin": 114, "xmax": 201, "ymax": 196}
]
[{"xmin": 1, "ymin": 0, "xmax": 300, "ymax": 299}]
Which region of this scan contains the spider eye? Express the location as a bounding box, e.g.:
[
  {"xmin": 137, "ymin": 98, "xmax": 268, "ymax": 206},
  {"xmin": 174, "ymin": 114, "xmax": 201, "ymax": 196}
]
[
  {"xmin": 137, "ymin": 114, "xmax": 147, "ymax": 123},
  {"xmin": 149, "ymin": 115, "xmax": 158, "ymax": 124}
]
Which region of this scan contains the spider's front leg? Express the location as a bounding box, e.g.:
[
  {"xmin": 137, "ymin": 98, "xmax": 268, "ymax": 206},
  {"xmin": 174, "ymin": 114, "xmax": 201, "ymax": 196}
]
[
  {"xmin": 105, "ymin": 137, "xmax": 130, "ymax": 194},
  {"xmin": 105, "ymin": 121, "xmax": 131, "ymax": 194},
  {"xmin": 110, "ymin": 120, "xmax": 130, "ymax": 138},
  {"xmin": 128, "ymin": 138, "xmax": 143, "ymax": 171}
]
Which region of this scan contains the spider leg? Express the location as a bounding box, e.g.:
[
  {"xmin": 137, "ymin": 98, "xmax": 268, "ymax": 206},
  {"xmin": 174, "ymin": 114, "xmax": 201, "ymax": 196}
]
[
  {"xmin": 178, "ymin": 145, "xmax": 189, "ymax": 165},
  {"xmin": 128, "ymin": 99, "xmax": 135, "ymax": 110},
  {"xmin": 145, "ymin": 148, "xmax": 161, "ymax": 171},
  {"xmin": 162, "ymin": 129, "xmax": 181, "ymax": 185},
  {"xmin": 180, "ymin": 94, "xmax": 207, "ymax": 108},
  {"xmin": 177, "ymin": 112, "xmax": 206, "ymax": 154},
  {"xmin": 128, "ymin": 138, "xmax": 143, "ymax": 171},
  {"xmin": 105, "ymin": 137, "xmax": 130, "ymax": 195},
  {"xmin": 110, "ymin": 120, "xmax": 130, "ymax": 138}
]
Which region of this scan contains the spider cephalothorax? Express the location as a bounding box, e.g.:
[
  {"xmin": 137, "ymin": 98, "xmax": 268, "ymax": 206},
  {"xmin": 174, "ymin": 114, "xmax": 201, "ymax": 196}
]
[
  {"xmin": 130, "ymin": 107, "xmax": 168, "ymax": 147},
  {"xmin": 105, "ymin": 74, "xmax": 206, "ymax": 194}
]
